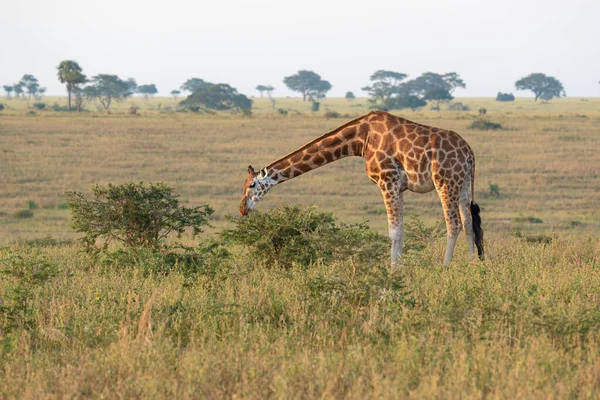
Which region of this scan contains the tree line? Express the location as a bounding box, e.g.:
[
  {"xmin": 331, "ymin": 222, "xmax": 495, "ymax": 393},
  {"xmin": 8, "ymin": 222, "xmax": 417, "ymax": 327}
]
[{"xmin": 1, "ymin": 60, "xmax": 569, "ymax": 114}]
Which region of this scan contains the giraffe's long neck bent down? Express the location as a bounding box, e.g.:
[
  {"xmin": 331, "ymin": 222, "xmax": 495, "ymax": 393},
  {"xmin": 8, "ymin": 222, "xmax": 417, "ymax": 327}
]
[{"xmin": 264, "ymin": 116, "xmax": 370, "ymax": 185}]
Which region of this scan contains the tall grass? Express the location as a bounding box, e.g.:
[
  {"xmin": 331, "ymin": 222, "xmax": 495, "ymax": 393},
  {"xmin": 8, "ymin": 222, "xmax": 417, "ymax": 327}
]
[{"xmin": 1, "ymin": 235, "xmax": 599, "ymax": 398}]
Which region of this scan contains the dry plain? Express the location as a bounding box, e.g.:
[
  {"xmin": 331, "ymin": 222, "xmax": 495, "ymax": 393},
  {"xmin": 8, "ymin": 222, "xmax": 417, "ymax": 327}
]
[{"xmin": 1, "ymin": 96, "xmax": 600, "ymax": 398}]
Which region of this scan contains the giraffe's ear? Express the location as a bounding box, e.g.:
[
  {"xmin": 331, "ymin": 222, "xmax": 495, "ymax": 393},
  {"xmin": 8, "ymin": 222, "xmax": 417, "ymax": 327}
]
[{"xmin": 248, "ymin": 165, "xmax": 255, "ymax": 174}]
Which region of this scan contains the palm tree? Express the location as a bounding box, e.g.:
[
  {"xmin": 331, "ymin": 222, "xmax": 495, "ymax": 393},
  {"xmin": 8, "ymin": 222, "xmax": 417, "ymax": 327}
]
[{"xmin": 57, "ymin": 60, "xmax": 86, "ymax": 111}]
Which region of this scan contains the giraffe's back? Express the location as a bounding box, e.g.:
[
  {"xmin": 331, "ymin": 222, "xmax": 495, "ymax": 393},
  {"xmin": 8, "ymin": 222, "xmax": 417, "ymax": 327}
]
[{"xmin": 363, "ymin": 111, "xmax": 474, "ymax": 193}]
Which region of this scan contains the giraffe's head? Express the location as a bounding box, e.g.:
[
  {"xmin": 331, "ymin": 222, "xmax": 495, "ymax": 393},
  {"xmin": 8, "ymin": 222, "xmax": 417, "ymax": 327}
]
[{"xmin": 240, "ymin": 165, "xmax": 274, "ymax": 216}]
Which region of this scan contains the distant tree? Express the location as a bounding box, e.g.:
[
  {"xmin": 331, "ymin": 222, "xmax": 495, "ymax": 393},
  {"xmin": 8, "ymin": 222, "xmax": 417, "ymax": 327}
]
[
  {"xmin": 440, "ymin": 72, "xmax": 466, "ymax": 94},
  {"xmin": 72, "ymin": 86, "xmax": 86, "ymax": 111},
  {"xmin": 283, "ymin": 70, "xmax": 332, "ymax": 101},
  {"xmin": 307, "ymin": 79, "xmax": 332, "ymax": 101},
  {"xmin": 496, "ymin": 92, "xmax": 515, "ymax": 102},
  {"xmin": 13, "ymin": 82, "xmax": 25, "ymax": 99},
  {"xmin": 57, "ymin": 60, "xmax": 87, "ymax": 111},
  {"xmin": 180, "ymin": 83, "xmax": 252, "ymax": 115},
  {"xmin": 389, "ymin": 95, "xmax": 427, "ymax": 111},
  {"xmin": 126, "ymin": 78, "xmax": 137, "ymax": 93},
  {"xmin": 424, "ymin": 87, "xmax": 454, "ymax": 110},
  {"xmin": 170, "ymin": 90, "xmax": 181, "ymax": 100},
  {"xmin": 19, "ymin": 75, "xmax": 40, "ymax": 101},
  {"xmin": 35, "ymin": 87, "xmax": 47, "ymax": 100},
  {"xmin": 3, "ymin": 85, "xmax": 13, "ymax": 99},
  {"xmin": 256, "ymin": 85, "xmax": 268, "ymax": 97},
  {"xmin": 137, "ymin": 84, "xmax": 158, "ymax": 100},
  {"xmin": 362, "ymin": 70, "xmax": 408, "ymax": 108},
  {"xmin": 180, "ymin": 78, "xmax": 212, "ymax": 93},
  {"xmin": 515, "ymin": 73, "xmax": 565, "ymax": 101},
  {"xmin": 84, "ymin": 74, "xmax": 135, "ymax": 110},
  {"xmin": 345, "ymin": 91, "xmax": 355, "ymax": 101},
  {"xmin": 264, "ymin": 85, "xmax": 275, "ymax": 99},
  {"xmin": 404, "ymin": 72, "xmax": 465, "ymax": 97}
]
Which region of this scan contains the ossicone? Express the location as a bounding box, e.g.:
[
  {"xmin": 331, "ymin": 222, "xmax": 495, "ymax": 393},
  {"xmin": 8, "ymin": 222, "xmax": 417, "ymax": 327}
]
[{"xmin": 247, "ymin": 165, "xmax": 255, "ymax": 174}]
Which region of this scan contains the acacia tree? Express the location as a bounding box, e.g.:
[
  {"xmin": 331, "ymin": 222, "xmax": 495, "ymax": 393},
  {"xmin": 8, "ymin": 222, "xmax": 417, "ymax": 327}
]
[
  {"xmin": 402, "ymin": 72, "xmax": 465, "ymax": 109},
  {"xmin": 180, "ymin": 78, "xmax": 212, "ymax": 93},
  {"xmin": 84, "ymin": 74, "xmax": 135, "ymax": 110},
  {"xmin": 283, "ymin": 70, "xmax": 332, "ymax": 101},
  {"xmin": 362, "ymin": 70, "xmax": 408, "ymax": 108},
  {"xmin": 256, "ymin": 85, "xmax": 268, "ymax": 97},
  {"xmin": 515, "ymin": 73, "xmax": 565, "ymax": 101},
  {"xmin": 264, "ymin": 85, "xmax": 274, "ymax": 98},
  {"xmin": 345, "ymin": 91, "xmax": 355, "ymax": 101},
  {"xmin": 18, "ymin": 75, "xmax": 45, "ymax": 101},
  {"xmin": 57, "ymin": 60, "xmax": 87, "ymax": 110},
  {"xmin": 13, "ymin": 82, "xmax": 25, "ymax": 99},
  {"xmin": 137, "ymin": 84, "xmax": 158, "ymax": 101},
  {"xmin": 180, "ymin": 83, "xmax": 252, "ymax": 115},
  {"xmin": 424, "ymin": 88, "xmax": 454, "ymax": 111},
  {"xmin": 170, "ymin": 90, "xmax": 181, "ymax": 100},
  {"xmin": 3, "ymin": 85, "xmax": 13, "ymax": 99}
]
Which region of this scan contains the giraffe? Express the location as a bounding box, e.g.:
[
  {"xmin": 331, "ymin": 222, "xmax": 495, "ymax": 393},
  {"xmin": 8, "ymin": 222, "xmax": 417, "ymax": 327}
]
[{"xmin": 240, "ymin": 111, "xmax": 483, "ymax": 266}]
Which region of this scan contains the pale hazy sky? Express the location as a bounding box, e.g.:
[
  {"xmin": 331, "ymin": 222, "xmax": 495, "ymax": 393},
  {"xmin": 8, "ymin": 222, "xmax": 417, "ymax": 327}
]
[{"xmin": 1, "ymin": 0, "xmax": 599, "ymax": 98}]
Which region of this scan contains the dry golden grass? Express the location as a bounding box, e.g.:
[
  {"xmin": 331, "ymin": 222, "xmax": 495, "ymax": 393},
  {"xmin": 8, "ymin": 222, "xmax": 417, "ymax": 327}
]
[
  {"xmin": 1, "ymin": 97, "xmax": 600, "ymax": 398},
  {"xmin": 1, "ymin": 96, "xmax": 599, "ymax": 243}
]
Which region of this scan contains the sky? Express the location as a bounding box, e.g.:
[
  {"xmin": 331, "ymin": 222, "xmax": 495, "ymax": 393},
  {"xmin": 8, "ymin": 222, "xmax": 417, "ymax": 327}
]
[{"xmin": 1, "ymin": 0, "xmax": 599, "ymax": 98}]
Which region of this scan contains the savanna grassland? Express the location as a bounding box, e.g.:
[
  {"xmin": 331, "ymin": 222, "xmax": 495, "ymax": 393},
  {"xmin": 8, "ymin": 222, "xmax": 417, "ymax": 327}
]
[{"xmin": 1, "ymin": 96, "xmax": 600, "ymax": 398}]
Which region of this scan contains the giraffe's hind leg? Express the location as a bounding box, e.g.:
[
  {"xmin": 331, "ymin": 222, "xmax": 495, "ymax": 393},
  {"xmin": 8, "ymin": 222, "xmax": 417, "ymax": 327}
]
[
  {"xmin": 436, "ymin": 184, "xmax": 462, "ymax": 266},
  {"xmin": 458, "ymin": 175, "xmax": 475, "ymax": 261}
]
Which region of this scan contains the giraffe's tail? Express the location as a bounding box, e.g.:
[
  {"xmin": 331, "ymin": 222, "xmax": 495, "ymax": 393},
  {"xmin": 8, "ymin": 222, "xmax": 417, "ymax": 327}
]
[{"xmin": 470, "ymin": 160, "xmax": 484, "ymax": 260}]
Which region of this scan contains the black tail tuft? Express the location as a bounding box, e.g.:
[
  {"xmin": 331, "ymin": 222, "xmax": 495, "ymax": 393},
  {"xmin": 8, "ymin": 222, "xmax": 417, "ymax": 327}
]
[{"xmin": 470, "ymin": 201, "xmax": 484, "ymax": 260}]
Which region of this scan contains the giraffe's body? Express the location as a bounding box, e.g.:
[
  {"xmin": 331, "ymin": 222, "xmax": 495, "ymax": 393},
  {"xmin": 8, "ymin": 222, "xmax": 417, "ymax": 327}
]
[{"xmin": 240, "ymin": 111, "xmax": 483, "ymax": 266}]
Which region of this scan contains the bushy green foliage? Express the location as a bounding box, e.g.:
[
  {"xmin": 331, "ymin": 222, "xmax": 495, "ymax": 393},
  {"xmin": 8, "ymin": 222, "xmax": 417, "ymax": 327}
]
[
  {"xmin": 66, "ymin": 182, "xmax": 213, "ymax": 251},
  {"xmin": 496, "ymin": 92, "xmax": 515, "ymax": 101},
  {"xmin": 180, "ymin": 83, "xmax": 252, "ymax": 115},
  {"xmin": 283, "ymin": 70, "xmax": 332, "ymax": 101},
  {"xmin": 221, "ymin": 206, "xmax": 389, "ymax": 268},
  {"xmin": 489, "ymin": 183, "xmax": 500, "ymax": 197},
  {"xmin": 311, "ymin": 101, "xmax": 320, "ymax": 112},
  {"xmin": 324, "ymin": 110, "xmax": 341, "ymax": 119},
  {"xmin": 0, "ymin": 104, "xmax": 4, "ymax": 111},
  {"xmin": 402, "ymin": 214, "xmax": 445, "ymax": 254},
  {"xmin": 13, "ymin": 210, "xmax": 34, "ymax": 219},
  {"xmin": 32, "ymin": 102, "xmax": 46, "ymax": 110},
  {"xmin": 515, "ymin": 73, "xmax": 565, "ymax": 101},
  {"xmin": 0, "ymin": 253, "xmax": 60, "ymax": 352},
  {"xmin": 469, "ymin": 119, "xmax": 503, "ymax": 130},
  {"xmin": 84, "ymin": 74, "xmax": 136, "ymax": 110}
]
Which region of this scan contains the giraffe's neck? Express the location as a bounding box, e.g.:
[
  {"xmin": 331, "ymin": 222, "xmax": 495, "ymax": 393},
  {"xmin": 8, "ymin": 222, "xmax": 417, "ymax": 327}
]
[{"xmin": 264, "ymin": 116, "xmax": 369, "ymax": 185}]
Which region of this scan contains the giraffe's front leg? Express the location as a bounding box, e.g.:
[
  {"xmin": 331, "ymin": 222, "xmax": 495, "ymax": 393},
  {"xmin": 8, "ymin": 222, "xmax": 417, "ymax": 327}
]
[{"xmin": 381, "ymin": 185, "xmax": 404, "ymax": 270}]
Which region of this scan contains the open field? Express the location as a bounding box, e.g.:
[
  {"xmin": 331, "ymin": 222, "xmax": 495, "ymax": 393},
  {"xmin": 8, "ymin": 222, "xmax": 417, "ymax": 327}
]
[
  {"xmin": 1, "ymin": 97, "xmax": 600, "ymax": 398},
  {"xmin": 1, "ymin": 96, "xmax": 600, "ymax": 242}
]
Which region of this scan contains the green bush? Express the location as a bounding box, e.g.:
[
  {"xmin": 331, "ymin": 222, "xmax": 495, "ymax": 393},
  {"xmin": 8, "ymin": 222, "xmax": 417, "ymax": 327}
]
[
  {"xmin": 66, "ymin": 182, "xmax": 213, "ymax": 251},
  {"xmin": 32, "ymin": 102, "xmax": 46, "ymax": 110},
  {"xmin": 13, "ymin": 210, "xmax": 34, "ymax": 219},
  {"xmin": 324, "ymin": 110, "xmax": 341, "ymax": 119},
  {"xmin": 221, "ymin": 206, "xmax": 389, "ymax": 268},
  {"xmin": 0, "ymin": 253, "xmax": 60, "ymax": 348},
  {"xmin": 496, "ymin": 92, "xmax": 515, "ymax": 101},
  {"xmin": 277, "ymin": 108, "xmax": 288, "ymax": 115},
  {"xmin": 469, "ymin": 119, "xmax": 503, "ymax": 130},
  {"xmin": 0, "ymin": 104, "xmax": 4, "ymax": 111}
]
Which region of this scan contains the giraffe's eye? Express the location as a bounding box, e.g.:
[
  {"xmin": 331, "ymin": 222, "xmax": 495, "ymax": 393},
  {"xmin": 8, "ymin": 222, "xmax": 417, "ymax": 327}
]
[{"xmin": 249, "ymin": 182, "xmax": 256, "ymax": 188}]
